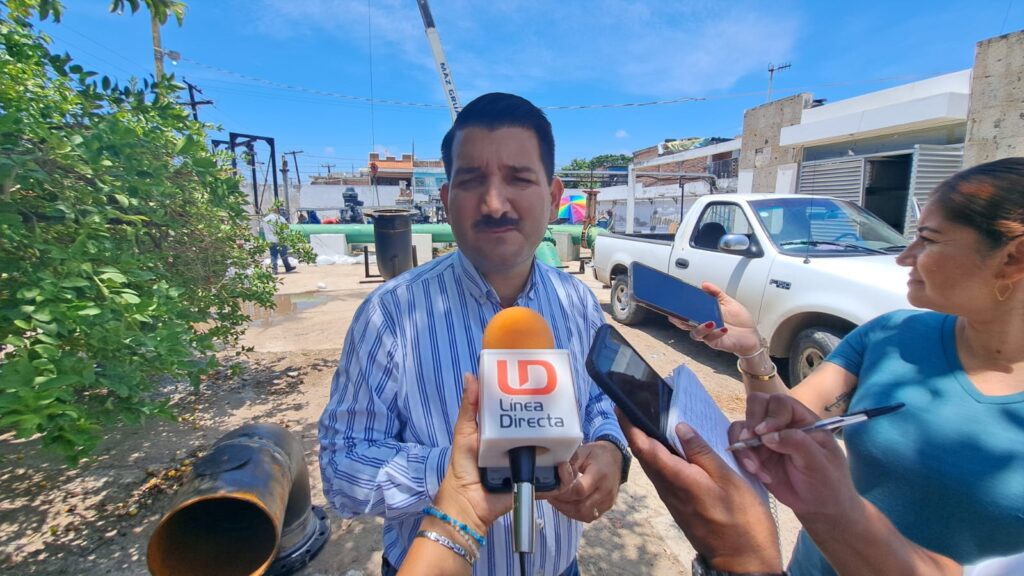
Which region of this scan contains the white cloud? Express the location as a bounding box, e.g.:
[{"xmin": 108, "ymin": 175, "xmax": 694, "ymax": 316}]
[
  {"xmin": 323, "ymin": 146, "xmax": 336, "ymax": 155},
  {"xmin": 615, "ymin": 129, "xmax": 629, "ymax": 139},
  {"xmin": 253, "ymin": 0, "xmax": 799, "ymax": 99}
]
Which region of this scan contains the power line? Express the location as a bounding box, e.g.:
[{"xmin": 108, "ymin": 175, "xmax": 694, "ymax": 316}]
[
  {"xmin": 59, "ymin": 23, "xmax": 151, "ymax": 73},
  {"xmin": 42, "ymin": 26, "xmax": 960, "ymax": 114},
  {"xmin": 1001, "ymin": 0, "xmax": 1015, "ymax": 33},
  {"xmin": 42, "ymin": 31, "xmax": 138, "ymax": 78},
  {"xmin": 176, "ymin": 56, "xmax": 445, "ymax": 109}
]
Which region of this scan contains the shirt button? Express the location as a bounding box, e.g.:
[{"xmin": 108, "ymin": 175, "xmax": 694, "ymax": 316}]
[{"xmin": 535, "ymin": 518, "xmax": 544, "ymax": 530}]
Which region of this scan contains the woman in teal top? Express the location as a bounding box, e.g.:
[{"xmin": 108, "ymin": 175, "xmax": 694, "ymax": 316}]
[{"xmin": 679, "ymin": 157, "xmax": 1024, "ymax": 574}]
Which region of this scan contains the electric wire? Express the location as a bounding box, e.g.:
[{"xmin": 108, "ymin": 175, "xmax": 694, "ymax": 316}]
[{"xmin": 43, "ymin": 25, "xmax": 959, "ymax": 113}]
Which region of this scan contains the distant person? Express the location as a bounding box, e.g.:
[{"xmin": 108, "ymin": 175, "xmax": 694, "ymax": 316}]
[
  {"xmin": 297, "ymin": 212, "xmax": 308, "ymax": 224},
  {"xmin": 319, "ymin": 93, "xmax": 630, "ymax": 576},
  {"xmin": 261, "ymin": 209, "xmax": 295, "ymax": 274},
  {"xmin": 681, "ymin": 157, "xmax": 1024, "ymax": 574},
  {"xmin": 306, "ymin": 210, "xmax": 321, "ymax": 224}
]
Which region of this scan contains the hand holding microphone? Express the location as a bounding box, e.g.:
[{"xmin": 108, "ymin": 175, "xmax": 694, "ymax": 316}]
[{"xmin": 477, "ymin": 307, "xmax": 584, "ymax": 557}]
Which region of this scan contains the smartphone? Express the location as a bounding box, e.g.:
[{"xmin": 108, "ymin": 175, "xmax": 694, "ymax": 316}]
[
  {"xmin": 629, "ymin": 262, "xmax": 723, "ymax": 328},
  {"xmin": 586, "ymin": 324, "xmax": 680, "ymax": 455}
]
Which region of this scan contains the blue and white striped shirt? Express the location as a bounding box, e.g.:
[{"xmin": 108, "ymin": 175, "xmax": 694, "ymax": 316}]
[{"xmin": 319, "ymin": 250, "xmax": 624, "ymax": 575}]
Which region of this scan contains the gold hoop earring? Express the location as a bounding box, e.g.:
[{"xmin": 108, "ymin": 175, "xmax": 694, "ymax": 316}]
[{"xmin": 995, "ymin": 281, "xmax": 1014, "ymax": 302}]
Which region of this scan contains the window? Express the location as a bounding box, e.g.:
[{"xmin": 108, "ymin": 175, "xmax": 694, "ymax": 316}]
[{"xmin": 691, "ymin": 203, "xmax": 752, "ymax": 250}]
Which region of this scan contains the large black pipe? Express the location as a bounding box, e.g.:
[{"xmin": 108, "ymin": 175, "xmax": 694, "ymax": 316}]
[
  {"xmin": 371, "ymin": 209, "xmax": 415, "ymax": 280},
  {"xmin": 147, "ymin": 423, "xmax": 329, "ymax": 576}
]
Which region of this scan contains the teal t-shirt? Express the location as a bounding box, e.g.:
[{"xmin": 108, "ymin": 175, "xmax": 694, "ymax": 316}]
[{"xmin": 789, "ymin": 310, "xmax": 1024, "ymax": 576}]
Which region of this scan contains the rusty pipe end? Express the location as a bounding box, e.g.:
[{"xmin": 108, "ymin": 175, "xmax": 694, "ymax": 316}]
[{"xmin": 147, "ymin": 495, "xmax": 279, "ymax": 576}]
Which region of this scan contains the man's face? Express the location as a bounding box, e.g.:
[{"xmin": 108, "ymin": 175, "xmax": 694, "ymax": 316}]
[{"xmin": 441, "ymin": 126, "xmax": 562, "ymax": 275}]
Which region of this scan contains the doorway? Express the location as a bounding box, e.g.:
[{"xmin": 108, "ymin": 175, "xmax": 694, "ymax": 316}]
[{"xmin": 864, "ymin": 155, "xmax": 911, "ymax": 233}]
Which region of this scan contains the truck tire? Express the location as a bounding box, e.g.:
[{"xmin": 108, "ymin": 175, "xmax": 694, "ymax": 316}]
[
  {"xmin": 788, "ymin": 327, "xmax": 844, "ymax": 385},
  {"xmin": 610, "ymin": 275, "xmax": 648, "ymax": 325}
]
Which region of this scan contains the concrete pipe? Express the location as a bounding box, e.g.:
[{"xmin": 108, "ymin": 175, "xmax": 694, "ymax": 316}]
[{"xmin": 147, "ymin": 424, "xmax": 330, "ymax": 576}]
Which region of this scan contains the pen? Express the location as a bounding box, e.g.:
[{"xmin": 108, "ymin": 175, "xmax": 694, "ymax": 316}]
[{"xmin": 726, "ymin": 402, "xmax": 905, "ymax": 452}]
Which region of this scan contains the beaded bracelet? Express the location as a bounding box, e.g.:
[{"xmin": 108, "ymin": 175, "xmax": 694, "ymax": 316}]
[
  {"xmin": 423, "ymin": 505, "xmax": 487, "ymax": 548},
  {"xmin": 448, "ymin": 524, "xmax": 481, "ymax": 560},
  {"xmin": 416, "ymin": 530, "xmax": 474, "ymax": 566}
]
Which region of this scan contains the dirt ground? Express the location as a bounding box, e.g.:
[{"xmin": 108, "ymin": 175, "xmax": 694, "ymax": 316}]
[{"xmin": 0, "ymin": 256, "xmax": 800, "ymax": 575}]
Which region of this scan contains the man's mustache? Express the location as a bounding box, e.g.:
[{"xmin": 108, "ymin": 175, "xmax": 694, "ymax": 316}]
[{"xmin": 474, "ymin": 216, "xmax": 519, "ymax": 231}]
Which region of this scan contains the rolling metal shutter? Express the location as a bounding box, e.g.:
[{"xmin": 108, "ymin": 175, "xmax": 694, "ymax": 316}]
[
  {"xmin": 797, "ymin": 158, "xmax": 865, "ymax": 203},
  {"xmin": 903, "ymin": 144, "xmax": 963, "ymax": 239}
]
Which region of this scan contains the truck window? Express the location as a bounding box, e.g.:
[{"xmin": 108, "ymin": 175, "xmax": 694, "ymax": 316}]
[
  {"xmin": 750, "ymin": 197, "xmax": 907, "ymax": 255},
  {"xmin": 690, "ymin": 203, "xmax": 753, "ymax": 251}
]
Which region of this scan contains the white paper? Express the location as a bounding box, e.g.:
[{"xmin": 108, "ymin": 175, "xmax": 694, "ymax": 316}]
[{"xmin": 666, "ymin": 364, "xmax": 768, "ymax": 500}]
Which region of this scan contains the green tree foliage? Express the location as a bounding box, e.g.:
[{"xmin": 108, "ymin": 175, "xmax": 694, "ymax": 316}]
[
  {"xmin": 0, "ymin": 3, "xmax": 285, "ymax": 463},
  {"xmin": 561, "ymin": 154, "xmax": 632, "ymax": 188}
]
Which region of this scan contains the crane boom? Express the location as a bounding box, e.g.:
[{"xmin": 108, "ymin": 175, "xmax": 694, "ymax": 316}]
[{"xmin": 416, "ymin": 0, "xmax": 461, "ymax": 122}]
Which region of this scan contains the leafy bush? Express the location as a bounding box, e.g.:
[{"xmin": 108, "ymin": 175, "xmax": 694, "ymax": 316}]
[{"xmin": 0, "ymin": 4, "xmax": 286, "ymax": 463}]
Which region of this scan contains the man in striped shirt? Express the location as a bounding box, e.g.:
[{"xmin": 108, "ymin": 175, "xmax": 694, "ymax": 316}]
[{"xmin": 319, "ymin": 93, "xmax": 630, "ymax": 576}]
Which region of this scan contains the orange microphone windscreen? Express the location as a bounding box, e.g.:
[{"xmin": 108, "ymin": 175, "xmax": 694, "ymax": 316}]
[{"xmin": 482, "ymin": 307, "xmax": 555, "ymax": 350}]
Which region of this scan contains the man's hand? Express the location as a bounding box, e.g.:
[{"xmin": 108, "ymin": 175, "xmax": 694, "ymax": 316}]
[
  {"xmin": 618, "ymin": 410, "xmax": 782, "ymax": 574},
  {"xmin": 730, "ymin": 393, "xmax": 860, "ymax": 520},
  {"xmin": 546, "ymin": 440, "xmax": 622, "ymax": 523}
]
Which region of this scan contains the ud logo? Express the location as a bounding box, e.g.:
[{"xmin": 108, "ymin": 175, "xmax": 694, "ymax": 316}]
[{"xmin": 496, "ymin": 359, "xmax": 557, "ymax": 396}]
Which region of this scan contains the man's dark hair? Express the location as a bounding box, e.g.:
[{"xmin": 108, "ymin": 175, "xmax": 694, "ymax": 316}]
[{"xmin": 441, "ymin": 93, "xmax": 555, "ymax": 183}]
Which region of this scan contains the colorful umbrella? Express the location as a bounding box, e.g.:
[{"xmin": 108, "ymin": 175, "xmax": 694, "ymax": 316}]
[{"xmin": 558, "ymin": 193, "xmax": 587, "ymax": 223}]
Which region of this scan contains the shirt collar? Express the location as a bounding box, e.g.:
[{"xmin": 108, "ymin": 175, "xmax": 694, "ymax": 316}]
[{"xmin": 455, "ymin": 250, "xmax": 539, "ymax": 307}]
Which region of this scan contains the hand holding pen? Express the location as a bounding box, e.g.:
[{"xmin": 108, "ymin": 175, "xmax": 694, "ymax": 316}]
[
  {"xmin": 727, "ymin": 402, "xmax": 905, "ymax": 452},
  {"xmin": 727, "ymin": 393, "xmax": 905, "ymax": 518}
]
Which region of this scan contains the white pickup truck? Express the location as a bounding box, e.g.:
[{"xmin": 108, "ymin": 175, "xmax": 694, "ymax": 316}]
[{"xmin": 593, "ymin": 193, "xmax": 913, "ymax": 384}]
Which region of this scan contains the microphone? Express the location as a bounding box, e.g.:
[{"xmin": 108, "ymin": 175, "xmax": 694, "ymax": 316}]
[{"xmin": 478, "ymin": 307, "xmax": 583, "ymax": 560}]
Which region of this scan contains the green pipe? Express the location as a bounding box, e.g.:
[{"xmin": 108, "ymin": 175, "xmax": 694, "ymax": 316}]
[
  {"xmin": 290, "ymin": 222, "xmax": 565, "ymax": 267},
  {"xmin": 546, "ymin": 224, "xmax": 585, "ymax": 246},
  {"xmin": 535, "ymin": 239, "xmax": 561, "ymax": 268},
  {"xmin": 289, "ymin": 223, "xmax": 456, "ymax": 243}
]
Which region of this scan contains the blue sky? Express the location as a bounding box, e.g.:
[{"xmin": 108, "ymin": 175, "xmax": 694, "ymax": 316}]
[{"xmin": 33, "ymin": 1, "xmax": 1023, "ymax": 176}]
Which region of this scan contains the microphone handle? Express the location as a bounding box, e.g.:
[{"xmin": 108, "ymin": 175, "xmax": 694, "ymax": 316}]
[{"xmin": 508, "ymin": 446, "xmax": 537, "ymax": 554}]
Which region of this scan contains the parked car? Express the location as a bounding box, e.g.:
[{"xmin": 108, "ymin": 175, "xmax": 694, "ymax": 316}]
[{"xmin": 593, "ymin": 193, "xmax": 913, "ymax": 384}]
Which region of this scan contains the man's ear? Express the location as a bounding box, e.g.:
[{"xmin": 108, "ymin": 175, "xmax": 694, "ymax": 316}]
[
  {"xmin": 547, "ymin": 176, "xmax": 564, "ymax": 223},
  {"xmin": 440, "ymin": 182, "xmax": 450, "ymax": 213}
]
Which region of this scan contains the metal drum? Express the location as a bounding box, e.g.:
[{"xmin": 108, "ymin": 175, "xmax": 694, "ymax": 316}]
[{"xmin": 371, "ymin": 209, "xmax": 416, "ymax": 280}]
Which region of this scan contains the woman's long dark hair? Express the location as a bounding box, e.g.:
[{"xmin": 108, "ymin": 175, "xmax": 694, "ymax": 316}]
[{"xmin": 931, "ymin": 157, "xmax": 1024, "ymax": 249}]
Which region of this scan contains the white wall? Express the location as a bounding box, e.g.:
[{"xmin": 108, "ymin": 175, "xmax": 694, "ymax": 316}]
[
  {"xmin": 780, "ymin": 70, "xmax": 971, "ymax": 147},
  {"xmin": 801, "ymin": 70, "xmax": 971, "ymax": 123}
]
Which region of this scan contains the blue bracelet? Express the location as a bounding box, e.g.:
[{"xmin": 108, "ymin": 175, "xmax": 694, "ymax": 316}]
[{"xmin": 423, "ymin": 505, "xmax": 486, "ymax": 547}]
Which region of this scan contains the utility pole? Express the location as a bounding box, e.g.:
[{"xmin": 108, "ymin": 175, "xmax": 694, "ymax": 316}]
[
  {"xmin": 284, "ymin": 150, "xmax": 304, "ymax": 186},
  {"xmin": 280, "ymin": 155, "xmax": 292, "ymax": 219},
  {"xmin": 767, "ymin": 62, "xmax": 791, "ymax": 103},
  {"xmin": 151, "ymin": 11, "xmax": 164, "ymax": 78},
  {"xmin": 321, "ymin": 163, "xmax": 336, "ymax": 175},
  {"xmin": 244, "ymin": 144, "xmax": 260, "ymax": 212},
  {"xmin": 181, "ymin": 79, "xmax": 213, "ymax": 121}
]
